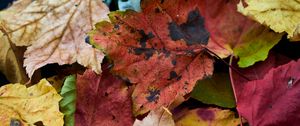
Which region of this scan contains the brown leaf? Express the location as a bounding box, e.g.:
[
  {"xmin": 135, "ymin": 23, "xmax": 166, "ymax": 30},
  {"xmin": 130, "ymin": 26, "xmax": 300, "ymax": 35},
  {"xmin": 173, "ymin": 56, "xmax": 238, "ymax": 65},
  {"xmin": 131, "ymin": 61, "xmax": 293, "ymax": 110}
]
[
  {"xmin": 133, "ymin": 107, "xmax": 175, "ymax": 126},
  {"xmin": 0, "ymin": 0, "xmax": 109, "ymax": 78}
]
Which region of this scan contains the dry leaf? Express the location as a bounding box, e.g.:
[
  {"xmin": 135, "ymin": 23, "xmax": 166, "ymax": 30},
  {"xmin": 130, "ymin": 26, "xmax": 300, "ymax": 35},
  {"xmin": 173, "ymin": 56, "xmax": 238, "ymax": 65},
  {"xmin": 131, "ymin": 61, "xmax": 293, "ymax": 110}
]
[
  {"xmin": 0, "ymin": 79, "xmax": 63, "ymax": 126},
  {"xmin": 238, "ymin": 0, "xmax": 300, "ymax": 41},
  {"xmin": 0, "ymin": 30, "xmax": 28, "ymax": 83},
  {"xmin": 0, "ymin": 0, "xmax": 109, "ymax": 78},
  {"xmin": 133, "ymin": 107, "xmax": 175, "ymax": 126}
]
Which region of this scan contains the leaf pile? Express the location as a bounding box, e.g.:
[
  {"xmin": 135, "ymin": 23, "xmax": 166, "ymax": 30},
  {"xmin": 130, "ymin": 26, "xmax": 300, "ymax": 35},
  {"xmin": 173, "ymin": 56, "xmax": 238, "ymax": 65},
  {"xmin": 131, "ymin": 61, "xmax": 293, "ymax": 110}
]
[{"xmin": 0, "ymin": 0, "xmax": 299, "ymax": 126}]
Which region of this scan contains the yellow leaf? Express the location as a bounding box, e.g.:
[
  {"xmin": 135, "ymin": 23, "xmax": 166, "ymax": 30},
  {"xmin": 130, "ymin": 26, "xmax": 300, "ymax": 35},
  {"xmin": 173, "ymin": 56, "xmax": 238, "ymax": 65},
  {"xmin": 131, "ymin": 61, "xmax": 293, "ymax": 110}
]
[
  {"xmin": 0, "ymin": 0, "xmax": 110, "ymax": 78},
  {"xmin": 0, "ymin": 79, "xmax": 64, "ymax": 126},
  {"xmin": 175, "ymin": 108, "xmax": 240, "ymax": 126},
  {"xmin": 0, "ymin": 30, "xmax": 28, "ymax": 83},
  {"xmin": 238, "ymin": 0, "xmax": 300, "ymax": 41}
]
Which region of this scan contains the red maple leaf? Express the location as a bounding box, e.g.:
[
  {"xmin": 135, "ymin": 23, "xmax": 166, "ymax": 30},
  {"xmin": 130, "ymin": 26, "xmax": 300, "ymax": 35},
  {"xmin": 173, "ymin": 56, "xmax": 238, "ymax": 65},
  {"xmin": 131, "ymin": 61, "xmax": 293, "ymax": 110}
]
[
  {"xmin": 75, "ymin": 68, "xmax": 133, "ymax": 126},
  {"xmin": 230, "ymin": 52, "xmax": 300, "ymax": 126},
  {"xmin": 90, "ymin": 0, "xmax": 256, "ymax": 114}
]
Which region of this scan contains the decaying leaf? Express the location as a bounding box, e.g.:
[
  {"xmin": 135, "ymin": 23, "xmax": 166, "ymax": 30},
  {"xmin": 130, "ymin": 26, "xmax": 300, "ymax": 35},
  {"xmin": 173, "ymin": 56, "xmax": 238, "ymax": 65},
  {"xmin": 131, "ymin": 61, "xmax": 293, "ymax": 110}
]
[
  {"xmin": 0, "ymin": 79, "xmax": 63, "ymax": 126},
  {"xmin": 175, "ymin": 108, "xmax": 240, "ymax": 126},
  {"xmin": 230, "ymin": 53, "xmax": 300, "ymax": 126},
  {"xmin": 60, "ymin": 75, "xmax": 76, "ymax": 126},
  {"xmin": 133, "ymin": 107, "xmax": 175, "ymax": 126},
  {"xmin": 76, "ymin": 69, "xmax": 133, "ymax": 126},
  {"xmin": 191, "ymin": 73, "xmax": 236, "ymax": 108},
  {"xmin": 90, "ymin": 0, "xmax": 214, "ymax": 115},
  {"xmin": 238, "ymin": 0, "xmax": 300, "ymax": 41},
  {"xmin": 0, "ymin": 0, "xmax": 109, "ymax": 78},
  {"xmin": 0, "ymin": 30, "xmax": 28, "ymax": 83}
]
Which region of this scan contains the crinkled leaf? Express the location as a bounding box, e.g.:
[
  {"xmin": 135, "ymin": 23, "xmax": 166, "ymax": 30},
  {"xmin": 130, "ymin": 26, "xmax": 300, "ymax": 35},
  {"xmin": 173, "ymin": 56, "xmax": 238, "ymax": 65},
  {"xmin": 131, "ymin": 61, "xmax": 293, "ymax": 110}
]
[
  {"xmin": 133, "ymin": 107, "xmax": 175, "ymax": 126},
  {"xmin": 0, "ymin": 30, "xmax": 28, "ymax": 83},
  {"xmin": 75, "ymin": 69, "xmax": 133, "ymax": 126},
  {"xmin": 175, "ymin": 108, "xmax": 240, "ymax": 126},
  {"xmin": 191, "ymin": 73, "xmax": 236, "ymax": 108},
  {"xmin": 0, "ymin": 0, "xmax": 109, "ymax": 78},
  {"xmin": 230, "ymin": 52, "xmax": 300, "ymax": 125},
  {"xmin": 0, "ymin": 79, "xmax": 63, "ymax": 126},
  {"xmin": 238, "ymin": 0, "xmax": 300, "ymax": 41},
  {"xmin": 60, "ymin": 75, "xmax": 76, "ymax": 126},
  {"xmin": 90, "ymin": 0, "xmax": 215, "ymax": 115}
]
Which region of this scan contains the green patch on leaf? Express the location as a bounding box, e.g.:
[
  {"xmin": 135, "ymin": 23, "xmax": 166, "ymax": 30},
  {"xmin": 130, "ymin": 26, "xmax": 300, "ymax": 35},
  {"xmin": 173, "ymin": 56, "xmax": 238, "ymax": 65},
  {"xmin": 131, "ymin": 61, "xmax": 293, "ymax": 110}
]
[
  {"xmin": 60, "ymin": 75, "xmax": 76, "ymax": 126},
  {"xmin": 233, "ymin": 25, "xmax": 283, "ymax": 68},
  {"xmin": 191, "ymin": 73, "xmax": 235, "ymax": 108}
]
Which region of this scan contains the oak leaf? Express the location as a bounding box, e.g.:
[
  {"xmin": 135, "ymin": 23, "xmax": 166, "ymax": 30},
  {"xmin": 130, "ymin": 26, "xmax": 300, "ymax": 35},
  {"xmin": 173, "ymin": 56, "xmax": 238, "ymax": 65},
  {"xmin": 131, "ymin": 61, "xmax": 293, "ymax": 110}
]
[
  {"xmin": 0, "ymin": 79, "xmax": 63, "ymax": 126},
  {"xmin": 230, "ymin": 52, "xmax": 300, "ymax": 125},
  {"xmin": 76, "ymin": 69, "xmax": 134, "ymax": 126},
  {"xmin": 0, "ymin": 0, "xmax": 109, "ymax": 78}
]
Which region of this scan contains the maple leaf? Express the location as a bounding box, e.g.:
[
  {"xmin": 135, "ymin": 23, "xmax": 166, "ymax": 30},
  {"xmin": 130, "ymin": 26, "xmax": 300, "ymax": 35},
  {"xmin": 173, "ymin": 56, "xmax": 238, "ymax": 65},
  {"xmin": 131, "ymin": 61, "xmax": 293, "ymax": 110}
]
[
  {"xmin": 230, "ymin": 52, "xmax": 300, "ymax": 125},
  {"xmin": 0, "ymin": 0, "xmax": 109, "ymax": 78},
  {"xmin": 0, "ymin": 31, "xmax": 28, "ymax": 83},
  {"xmin": 175, "ymin": 108, "xmax": 241, "ymax": 126},
  {"xmin": 133, "ymin": 107, "xmax": 175, "ymax": 126},
  {"xmin": 75, "ymin": 69, "xmax": 134, "ymax": 126},
  {"xmin": 0, "ymin": 79, "xmax": 63, "ymax": 126},
  {"xmin": 90, "ymin": 0, "xmax": 214, "ymax": 115},
  {"xmin": 238, "ymin": 0, "xmax": 300, "ymax": 41}
]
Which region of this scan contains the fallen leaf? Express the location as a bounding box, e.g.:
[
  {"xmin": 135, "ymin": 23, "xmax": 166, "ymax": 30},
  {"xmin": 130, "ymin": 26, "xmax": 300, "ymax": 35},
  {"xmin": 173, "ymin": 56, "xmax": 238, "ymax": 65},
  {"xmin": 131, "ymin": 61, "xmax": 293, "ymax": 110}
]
[
  {"xmin": 238, "ymin": 0, "xmax": 300, "ymax": 41},
  {"xmin": 0, "ymin": 29, "xmax": 28, "ymax": 83},
  {"xmin": 232, "ymin": 24, "xmax": 283, "ymax": 67},
  {"xmin": 230, "ymin": 52, "xmax": 300, "ymax": 125},
  {"xmin": 175, "ymin": 108, "xmax": 240, "ymax": 126},
  {"xmin": 90, "ymin": 0, "xmax": 214, "ymax": 115},
  {"xmin": 133, "ymin": 107, "xmax": 175, "ymax": 126},
  {"xmin": 0, "ymin": 0, "xmax": 109, "ymax": 78},
  {"xmin": 191, "ymin": 73, "xmax": 236, "ymax": 108},
  {"xmin": 60, "ymin": 75, "xmax": 76, "ymax": 126},
  {"xmin": 0, "ymin": 79, "xmax": 63, "ymax": 126},
  {"xmin": 76, "ymin": 69, "xmax": 133, "ymax": 126}
]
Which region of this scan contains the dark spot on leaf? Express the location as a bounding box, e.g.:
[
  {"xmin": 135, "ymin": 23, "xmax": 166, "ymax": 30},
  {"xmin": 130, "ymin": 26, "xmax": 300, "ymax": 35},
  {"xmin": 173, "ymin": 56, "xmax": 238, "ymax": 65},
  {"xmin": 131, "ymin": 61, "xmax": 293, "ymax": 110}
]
[
  {"xmin": 139, "ymin": 30, "xmax": 155, "ymax": 48},
  {"xmin": 133, "ymin": 48, "xmax": 154, "ymax": 60},
  {"xmin": 168, "ymin": 9, "xmax": 210, "ymax": 45},
  {"xmin": 102, "ymin": 32, "xmax": 107, "ymax": 36},
  {"xmin": 85, "ymin": 36, "xmax": 90, "ymax": 44},
  {"xmin": 10, "ymin": 119, "xmax": 21, "ymax": 126},
  {"xmin": 160, "ymin": 0, "xmax": 164, "ymax": 4},
  {"xmin": 75, "ymin": 4, "xmax": 78, "ymax": 7},
  {"xmin": 176, "ymin": 75, "xmax": 182, "ymax": 81},
  {"xmin": 104, "ymin": 92, "xmax": 109, "ymax": 97},
  {"xmin": 155, "ymin": 8, "xmax": 160, "ymax": 13},
  {"xmin": 33, "ymin": 121, "xmax": 44, "ymax": 126},
  {"xmin": 112, "ymin": 115, "xmax": 116, "ymax": 120},
  {"xmin": 197, "ymin": 109, "xmax": 215, "ymax": 121},
  {"xmin": 168, "ymin": 71, "xmax": 178, "ymax": 80},
  {"xmin": 116, "ymin": 32, "xmax": 121, "ymax": 35},
  {"xmin": 172, "ymin": 60, "xmax": 177, "ymax": 66},
  {"xmin": 146, "ymin": 88, "xmax": 160, "ymax": 102},
  {"xmin": 114, "ymin": 24, "xmax": 120, "ymax": 30}
]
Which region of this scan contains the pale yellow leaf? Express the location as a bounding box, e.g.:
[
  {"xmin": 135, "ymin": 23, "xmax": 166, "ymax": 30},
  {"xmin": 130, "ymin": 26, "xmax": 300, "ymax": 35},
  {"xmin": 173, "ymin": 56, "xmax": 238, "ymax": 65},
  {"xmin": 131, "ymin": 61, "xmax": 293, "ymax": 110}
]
[
  {"xmin": 133, "ymin": 107, "xmax": 175, "ymax": 126},
  {"xmin": 0, "ymin": 30, "xmax": 28, "ymax": 83},
  {"xmin": 0, "ymin": 79, "xmax": 63, "ymax": 126},
  {"xmin": 238, "ymin": 0, "xmax": 300, "ymax": 40},
  {"xmin": 0, "ymin": 0, "xmax": 109, "ymax": 78}
]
